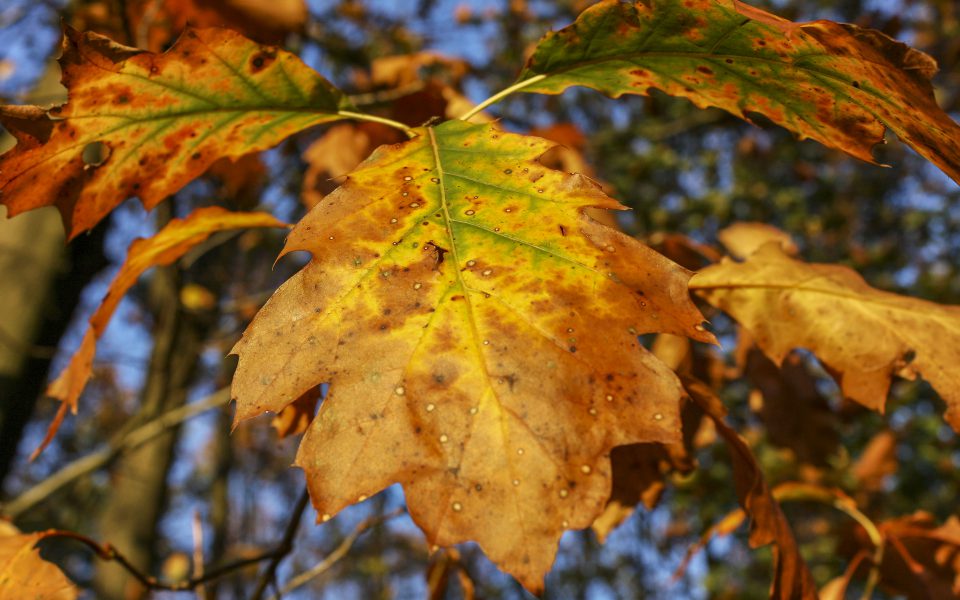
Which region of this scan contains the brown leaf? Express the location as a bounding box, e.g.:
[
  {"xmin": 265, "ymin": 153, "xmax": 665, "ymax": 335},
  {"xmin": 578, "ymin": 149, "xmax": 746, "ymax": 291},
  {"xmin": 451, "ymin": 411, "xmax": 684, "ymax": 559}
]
[
  {"xmin": 647, "ymin": 232, "xmax": 722, "ymax": 271},
  {"xmin": 371, "ymin": 52, "xmax": 469, "ymax": 89},
  {"xmin": 271, "ymin": 387, "xmax": 321, "ymax": 439},
  {"xmin": 302, "ymin": 123, "xmax": 403, "ymax": 209},
  {"xmin": 0, "ymin": 527, "xmax": 77, "ymax": 600},
  {"xmin": 692, "ymin": 242, "xmax": 960, "ymax": 432},
  {"xmin": 743, "ymin": 348, "xmax": 839, "ymax": 467},
  {"xmin": 682, "ymin": 376, "xmax": 818, "ymax": 600},
  {"xmin": 717, "ymin": 222, "xmax": 798, "ymax": 260},
  {"xmin": 130, "ymin": 0, "xmax": 307, "ymax": 50},
  {"xmin": 851, "ymin": 430, "xmax": 898, "ymax": 493},
  {"xmin": 38, "ymin": 207, "xmax": 286, "ymax": 457},
  {"xmin": 850, "ymin": 512, "xmax": 960, "ymax": 599}
]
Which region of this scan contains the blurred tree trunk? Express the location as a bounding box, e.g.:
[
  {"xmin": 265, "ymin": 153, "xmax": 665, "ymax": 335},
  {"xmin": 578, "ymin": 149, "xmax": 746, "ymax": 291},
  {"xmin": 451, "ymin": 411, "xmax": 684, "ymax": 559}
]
[
  {"xmin": 0, "ymin": 59, "xmax": 107, "ymax": 488},
  {"xmin": 93, "ymin": 218, "xmax": 209, "ymax": 599}
]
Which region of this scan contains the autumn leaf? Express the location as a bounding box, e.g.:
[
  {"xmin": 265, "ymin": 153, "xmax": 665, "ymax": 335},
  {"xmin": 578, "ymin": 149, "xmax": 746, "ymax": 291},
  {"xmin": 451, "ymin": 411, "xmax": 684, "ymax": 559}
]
[
  {"xmin": 742, "ymin": 346, "xmax": 839, "ymax": 467},
  {"xmin": 691, "ymin": 242, "xmax": 960, "ymax": 431},
  {"xmin": 680, "ymin": 377, "xmax": 817, "ymax": 600},
  {"xmin": 129, "ymin": 0, "xmax": 308, "ymax": 50},
  {"xmin": 864, "ymin": 512, "xmax": 960, "ymax": 598},
  {"xmin": 718, "ymin": 222, "xmax": 798, "ymax": 260},
  {"xmin": 38, "ymin": 207, "xmax": 287, "ymax": 457},
  {"xmin": 231, "ymin": 120, "xmax": 713, "ymax": 590},
  {"xmin": 302, "ymin": 123, "xmax": 404, "ymax": 209},
  {"xmin": 271, "ymin": 388, "xmax": 321, "ymax": 439},
  {"xmin": 0, "ymin": 525, "xmax": 77, "ymax": 600},
  {"xmin": 513, "ymin": 0, "xmax": 960, "ymax": 185},
  {"xmin": 592, "ymin": 333, "xmax": 701, "ymax": 541},
  {"xmin": 0, "ymin": 27, "xmax": 351, "ymax": 238}
]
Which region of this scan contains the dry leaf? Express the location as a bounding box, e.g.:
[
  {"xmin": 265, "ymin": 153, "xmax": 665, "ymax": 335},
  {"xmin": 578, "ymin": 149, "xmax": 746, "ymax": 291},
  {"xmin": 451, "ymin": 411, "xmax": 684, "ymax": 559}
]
[
  {"xmin": 718, "ymin": 222, "xmax": 799, "ymax": 260},
  {"xmin": 38, "ymin": 207, "xmax": 286, "ymax": 457},
  {"xmin": 232, "ymin": 120, "xmax": 713, "ymax": 590},
  {"xmin": 682, "ymin": 377, "xmax": 818, "ymax": 600},
  {"xmin": 0, "ymin": 527, "xmax": 77, "ymax": 600},
  {"xmin": 692, "ymin": 242, "xmax": 960, "ymax": 431}
]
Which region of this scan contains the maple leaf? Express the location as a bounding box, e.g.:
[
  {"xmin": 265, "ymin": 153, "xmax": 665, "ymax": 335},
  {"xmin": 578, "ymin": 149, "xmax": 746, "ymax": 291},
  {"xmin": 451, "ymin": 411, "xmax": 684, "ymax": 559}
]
[
  {"xmin": 511, "ymin": 0, "xmax": 960, "ymax": 185},
  {"xmin": 691, "ymin": 242, "xmax": 960, "ymax": 431},
  {"xmin": 0, "ymin": 27, "xmax": 350, "ymax": 238},
  {"xmin": 0, "ymin": 524, "xmax": 77, "ymax": 600},
  {"xmin": 38, "ymin": 207, "xmax": 287, "ymax": 458},
  {"xmin": 231, "ymin": 120, "xmax": 714, "ymax": 590}
]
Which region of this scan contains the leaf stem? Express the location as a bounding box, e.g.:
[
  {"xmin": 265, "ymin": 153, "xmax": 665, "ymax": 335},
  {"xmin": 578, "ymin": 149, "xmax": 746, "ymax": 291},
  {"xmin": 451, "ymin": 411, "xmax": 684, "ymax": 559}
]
[
  {"xmin": 773, "ymin": 483, "xmax": 884, "ymax": 600},
  {"xmin": 337, "ymin": 110, "xmax": 417, "ymax": 138},
  {"xmin": 458, "ymin": 75, "xmax": 547, "ymax": 122}
]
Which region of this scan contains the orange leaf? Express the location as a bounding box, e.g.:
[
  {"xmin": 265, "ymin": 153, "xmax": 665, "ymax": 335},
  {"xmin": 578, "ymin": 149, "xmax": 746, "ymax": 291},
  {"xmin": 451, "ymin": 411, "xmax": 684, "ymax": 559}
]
[
  {"xmin": 0, "ymin": 526, "xmax": 77, "ymax": 600},
  {"xmin": 0, "ymin": 27, "xmax": 349, "ymax": 238},
  {"xmin": 270, "ymin": 388, "xmax": 321, "ymax": 439},
  {"xmin": 37, "ymin": 207, "xmax": 286, "ymax": 457}
]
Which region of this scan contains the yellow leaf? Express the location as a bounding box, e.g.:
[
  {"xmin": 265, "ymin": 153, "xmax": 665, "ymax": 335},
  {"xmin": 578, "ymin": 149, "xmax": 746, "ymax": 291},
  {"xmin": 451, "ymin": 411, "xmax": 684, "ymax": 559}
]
[
  {"xmin": 691, "ymin": 242, "xmax": 960, "ymax": 431},
  {"xmin": 0, "ymin": 527, "xmax": 77, "ymax": 600},
  {"xmin": 232, "ymin": 120, "xmax": 713, "ymax": 590}
]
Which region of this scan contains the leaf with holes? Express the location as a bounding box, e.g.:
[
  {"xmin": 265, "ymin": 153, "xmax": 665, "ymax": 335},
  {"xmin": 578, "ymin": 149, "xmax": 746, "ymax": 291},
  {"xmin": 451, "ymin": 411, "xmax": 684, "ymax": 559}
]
[
  {"xmin": 515, "ymin": 0, "xmax": 960, "ymax": 185},
  {"xmin": 691, "ymin": 242, "xmax": 960, "ymax": 431},
  {"xmin": 231, "ymin": 120, "xmax": 714, "ymax": 590},
  {"xmin": 0, "ymin": 27, "xmax": 350, "ymax": 238}
]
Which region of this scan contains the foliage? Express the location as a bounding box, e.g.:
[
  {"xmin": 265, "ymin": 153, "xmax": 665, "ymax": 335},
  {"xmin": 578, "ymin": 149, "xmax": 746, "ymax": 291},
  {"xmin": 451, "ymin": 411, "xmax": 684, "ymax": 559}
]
[{"xmin": 0, "ymin": 0, "xmax": 958, "ymax": 597}]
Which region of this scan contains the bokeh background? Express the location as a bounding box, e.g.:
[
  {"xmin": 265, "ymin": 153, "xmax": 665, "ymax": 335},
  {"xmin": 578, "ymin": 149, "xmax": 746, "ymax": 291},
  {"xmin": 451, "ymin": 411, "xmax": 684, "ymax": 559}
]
[{"xmin": 1, "ymin": 0, "xmax": 958, "ymax": 598}]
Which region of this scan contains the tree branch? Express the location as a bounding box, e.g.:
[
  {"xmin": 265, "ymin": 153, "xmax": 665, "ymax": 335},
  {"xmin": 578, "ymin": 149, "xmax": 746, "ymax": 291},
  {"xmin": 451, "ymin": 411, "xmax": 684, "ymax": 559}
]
[
  {"xmin": 250, "ymin": 488, "xmax": 312, "ymax": 600},
  {"xmin": 271, "ymin": 508, "xmax": 405, "ymax": 599},
  {"xmin": 1, "ymin": 387, "xmax": 231, "ymax": 518}
]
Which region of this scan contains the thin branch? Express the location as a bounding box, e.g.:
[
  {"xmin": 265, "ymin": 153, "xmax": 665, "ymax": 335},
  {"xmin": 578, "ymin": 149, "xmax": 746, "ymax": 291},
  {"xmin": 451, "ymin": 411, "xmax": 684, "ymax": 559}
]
[
  {"xmin": 41, "ymin": 528, "xmax": 296, "ymax": 592},
  {"xmin": 271, "ymin": 508, "xmax": 405, "ymax": 599},
  {"xmin": 348, "ymin": 81, "xmax": 427, "ymax": 108},
  {"xmin": 250, "ymin": 489, "xmax": 312, "ymax": 600},
  {"xmin": 1, "ymin": 387, "xmax": 231, "ymax": 518}
]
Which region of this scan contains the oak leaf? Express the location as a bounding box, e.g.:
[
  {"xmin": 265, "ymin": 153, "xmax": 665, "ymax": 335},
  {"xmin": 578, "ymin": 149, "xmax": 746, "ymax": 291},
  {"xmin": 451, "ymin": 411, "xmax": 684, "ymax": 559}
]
[
  {"xmin": 517, "ymin": 0, "xmax": 960, "ymax": 185},
  {"xmin": 680, "ymin": 377, "xmax": 817, "ymax": 600},
  {"xmin": 38, "ymin": 207, "xmax": 286, "ymax": 457},
  {"xmin": 232, "ymin": 120, "xmax": 713, "ymax": 590},
  {"xmin": 0, "ymin": 526, "xmax": 77, "ymax": 600},
  {"xmin": 0, "ymin": 27, "xmax": 349, "ymax": 238},
  {"xmin": 691, "ymin": 242, "xmax": 960, "ymax": 431}
]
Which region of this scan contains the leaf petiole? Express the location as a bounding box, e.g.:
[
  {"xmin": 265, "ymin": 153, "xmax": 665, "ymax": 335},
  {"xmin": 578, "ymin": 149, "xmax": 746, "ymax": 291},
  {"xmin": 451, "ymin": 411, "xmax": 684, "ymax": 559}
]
[
  {"xmin": 458, "ymin": 74, "xmax": 547, "ymax": 122},
  {"xmin": 337, "ymin": 110, "xmax": 418, "ymax": 138}
]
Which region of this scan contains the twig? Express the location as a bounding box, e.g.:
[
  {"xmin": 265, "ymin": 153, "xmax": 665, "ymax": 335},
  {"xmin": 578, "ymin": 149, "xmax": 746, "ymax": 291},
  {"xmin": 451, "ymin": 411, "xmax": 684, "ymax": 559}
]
[
  {"xmin": 250, "ymin": 489, "xmax": 312, "ymax": 600},
  {"xmin": 1, "ymin": 387, "xmax": 231, "ymax": 518},
  {"xmin": 347, "ymin": 81, "xmax": 427, "ymax": 108},
  {"xmin": 41, "ymin": 529, "xmax": 295, "ymax": 592},
  {"xmin": 193, "ymin": 510, "xmax": 207, "ymax": 600},
  {"xmin": 270, "ymin": 508, "xmax": 405, "ymax": 599}
]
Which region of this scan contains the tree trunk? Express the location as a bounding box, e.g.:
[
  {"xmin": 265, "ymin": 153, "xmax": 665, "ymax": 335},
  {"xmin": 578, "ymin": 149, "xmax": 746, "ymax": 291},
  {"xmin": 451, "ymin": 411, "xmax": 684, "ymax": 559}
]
[{"xmin": 93, "ymin": 253, "xmax": 208, "ymax": 599}]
